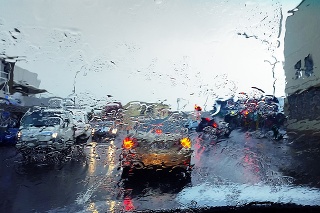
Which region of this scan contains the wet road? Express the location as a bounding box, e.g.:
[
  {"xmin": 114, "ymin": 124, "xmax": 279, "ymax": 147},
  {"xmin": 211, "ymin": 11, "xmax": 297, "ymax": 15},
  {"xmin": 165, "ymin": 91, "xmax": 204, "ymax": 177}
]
[{"xmin": 1, "ymin": 129, "xmax": 320, "ymax": 212}]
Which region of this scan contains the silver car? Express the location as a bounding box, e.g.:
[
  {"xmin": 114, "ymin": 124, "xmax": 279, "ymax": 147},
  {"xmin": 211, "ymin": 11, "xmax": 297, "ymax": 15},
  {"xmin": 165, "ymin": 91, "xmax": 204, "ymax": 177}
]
[
  {"xmin": 119, "ymin": 116, "xmax": 193, "ymax": 179},
  {"xmin": 16, "ymin": 108, "xmax": 76, "ymax": 159}
]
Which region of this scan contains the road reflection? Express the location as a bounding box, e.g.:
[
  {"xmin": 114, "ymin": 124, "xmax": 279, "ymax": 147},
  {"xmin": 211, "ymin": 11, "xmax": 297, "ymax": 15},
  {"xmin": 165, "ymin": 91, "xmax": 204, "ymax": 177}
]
[
  {"xmin": 87, "ymin": 202, "xmax": 99, "ymax": 213},
  {"xmin": 88, "ymin": 143, "xmax": 97, "ymax": 175},
  {"xmin": 117, "ymin": 168, "xmax": 192, "ymax": 211},
  {"xmin": 1, "ymin": 129, "xmax": 320, "ymax": 212}
]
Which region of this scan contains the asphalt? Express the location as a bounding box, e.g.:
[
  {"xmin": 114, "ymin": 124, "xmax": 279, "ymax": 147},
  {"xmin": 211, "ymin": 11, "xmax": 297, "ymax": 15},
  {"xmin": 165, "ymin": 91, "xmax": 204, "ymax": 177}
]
[{"xmin": 0, "ymin": 129, "xmax": 320, "ymax": 212}]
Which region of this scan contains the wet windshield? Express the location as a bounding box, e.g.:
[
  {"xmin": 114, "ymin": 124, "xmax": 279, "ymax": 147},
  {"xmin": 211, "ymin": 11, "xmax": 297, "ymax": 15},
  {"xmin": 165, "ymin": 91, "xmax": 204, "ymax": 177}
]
[
  {"xmin": 21, "ymin": 112, "xmax": 62, "ymax": 127},
  {"xmin": 133, "ymin": 112, "xmax": 188, "ymax": 134},
  {"xmin": 73, "ymin": 113, "xmax": 85, "ymax": 123},
  {"xmin": 1, "ymin": 0, "xmax": 320, "ymax": 212}
]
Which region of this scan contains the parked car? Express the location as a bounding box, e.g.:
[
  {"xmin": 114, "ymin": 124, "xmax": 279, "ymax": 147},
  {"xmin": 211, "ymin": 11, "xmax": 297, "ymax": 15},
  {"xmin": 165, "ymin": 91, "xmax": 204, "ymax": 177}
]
[
  {"xmin": 15, "ymin": 107, "xmax": 76, "ymax": 159},
  {"xmin": 119, "ymin": 116, "xmax": 193, "ymax": 179}
]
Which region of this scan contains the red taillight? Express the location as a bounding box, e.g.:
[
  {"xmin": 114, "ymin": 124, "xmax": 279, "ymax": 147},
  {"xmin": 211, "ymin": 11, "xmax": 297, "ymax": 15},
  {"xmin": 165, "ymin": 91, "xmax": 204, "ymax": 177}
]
[
  {"xmin": 205, "ymin": 117, "xmax": 211, "ymax": 122},
  {"xmin": 123, "ymin": 198, "xmax": 135, "ymax": 211},
  {"xmin": 155, "ymin": 129, "xmax": 162, "ymax": 134},
  {"xmin": 123, "ymin": 137, "xmax": 136, "ymax": 149},
  {"xmin": 212, "ymin": 122, "xmax": 218, "ymax": 128}
]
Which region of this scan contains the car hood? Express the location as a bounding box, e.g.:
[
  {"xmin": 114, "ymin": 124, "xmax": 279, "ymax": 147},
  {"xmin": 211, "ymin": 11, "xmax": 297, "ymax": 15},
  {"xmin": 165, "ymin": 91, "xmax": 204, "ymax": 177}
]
[{"xmin": 20, "ymin": 126, "xmax": 59, "ymax": 135}]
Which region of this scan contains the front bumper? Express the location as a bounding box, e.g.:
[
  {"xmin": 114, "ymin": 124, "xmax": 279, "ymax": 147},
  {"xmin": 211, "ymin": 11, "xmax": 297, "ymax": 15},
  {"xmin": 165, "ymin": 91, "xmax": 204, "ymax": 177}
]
[{"xmin": 16, "ymin": 139, "xmax": 74, "ymax": 152}]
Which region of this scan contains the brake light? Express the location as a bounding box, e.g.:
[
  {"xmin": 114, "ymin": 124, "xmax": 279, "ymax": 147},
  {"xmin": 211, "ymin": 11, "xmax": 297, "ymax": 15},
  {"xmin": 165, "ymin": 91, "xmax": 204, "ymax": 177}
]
[
  {"xmin": 243, "ymin": 110, "xmax": 249, "ymax": 116},
  {"xmin": 212, "ymin": 122, "xmax": 218, "ymax": 128},
  {"xmin": 123, "ymin": 137, "xmax": 135, "ymax": 149},
  {"xmin": 205, "ymin": 117, "xmax": 211, "ymax": 122},
  {"xmin": 180, "ymin": 137, "xmax": 191, "ymax": 149},
  {"xmin": 155, "ymin": 129, "xmax": 162, "ymax": 134}
]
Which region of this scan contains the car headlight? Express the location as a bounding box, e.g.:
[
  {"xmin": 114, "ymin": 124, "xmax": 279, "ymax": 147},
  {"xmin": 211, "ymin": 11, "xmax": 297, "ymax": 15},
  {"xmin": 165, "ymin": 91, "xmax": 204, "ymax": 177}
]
[
  {"xmin": 111, "ymin": 128, "xmax": 118, "ymax": 134},
  {"xmin": 52, "ymin": 132, "xmax": 58, "ymax": 138},
  {"xmin": 17, "ymin": 131, "xmax": 22, "ymax": 140}
]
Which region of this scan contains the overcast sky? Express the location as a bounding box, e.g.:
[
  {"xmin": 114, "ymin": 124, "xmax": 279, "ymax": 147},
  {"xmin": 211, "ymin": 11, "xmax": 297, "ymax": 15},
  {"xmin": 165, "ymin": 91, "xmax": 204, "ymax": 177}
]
[{"xmin": 0, "ymin": 0, "xmax": 301, "ymax": 110}]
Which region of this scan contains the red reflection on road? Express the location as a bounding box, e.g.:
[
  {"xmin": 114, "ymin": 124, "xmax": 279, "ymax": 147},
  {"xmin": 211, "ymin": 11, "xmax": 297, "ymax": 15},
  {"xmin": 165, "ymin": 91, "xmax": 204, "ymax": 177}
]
[
  {"xmin": 243, "ymin": 146, "xmax": 261, "ymax": 183},
  {"xmin": 194, "ymin": 136, "xmax": 205, "ymax": 162},
  {"xmin": 123, "ymin": 197, "xmax": 135, "ymax": 211}
]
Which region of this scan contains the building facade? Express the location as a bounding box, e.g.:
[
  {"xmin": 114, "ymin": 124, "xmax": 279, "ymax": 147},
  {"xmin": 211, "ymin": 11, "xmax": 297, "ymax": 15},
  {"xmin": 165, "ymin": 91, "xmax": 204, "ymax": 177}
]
[
  {"xmin": 0, "ymin": 57, "xmax": 46, "ymax": 106},
  {"xmin": 284, "ymin": 0, "xmax": 320, "ymax": 132}
]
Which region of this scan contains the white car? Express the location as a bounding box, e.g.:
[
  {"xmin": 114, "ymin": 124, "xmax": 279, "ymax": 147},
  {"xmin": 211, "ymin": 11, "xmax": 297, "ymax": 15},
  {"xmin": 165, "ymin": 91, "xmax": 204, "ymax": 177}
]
[
  {"xmin": 16, "ymin": 108, "xmax": 76, "ymax": 157},
  {"xmin": 69, "ymin": 109, "xmax": 92, "ymax": 144}
]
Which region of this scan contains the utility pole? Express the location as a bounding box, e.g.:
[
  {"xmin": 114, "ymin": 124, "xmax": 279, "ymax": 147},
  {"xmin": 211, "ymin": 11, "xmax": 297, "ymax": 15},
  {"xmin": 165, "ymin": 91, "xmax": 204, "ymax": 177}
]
[{"xmin": 72, "ymin": 70, "xmax": 80, "ymax": 107}]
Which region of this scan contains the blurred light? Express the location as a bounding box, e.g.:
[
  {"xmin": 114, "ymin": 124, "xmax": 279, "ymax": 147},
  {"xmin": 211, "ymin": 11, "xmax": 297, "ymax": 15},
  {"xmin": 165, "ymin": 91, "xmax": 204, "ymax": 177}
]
[
  {"xmin": 123, "ymin": 137, "xmax": 135, "ymax": 149},
  {"xmin": 17, "ymin": 131, "xmax": 22, "ymax": 140},
  {"xmin": 111, "ymin": 128, "xmax": 118, "ymax": 134},
  {"xmin": 52, "ymin": 132, "xmax": 58, "ymax": 138},
  {"xmin": 88, "ymin": 146, "xmax": 97, "ymax": 175},
  {"xmin": 87, "ymin": 202, "xmax": 98, "ymax": 213},
  {"xmin": 180, "ymin": 137, "xmax": 191, "ymax": 149},
  {"xmin": 123, "ymin": 198, "xmax": 135, "ymax": 211},
  {"xmin": 108, "ymin": 200, "xmax": 117, "ymax": 213},
  {"xmin": 155, "ymin": 129, "xmax": 162, "ymax": 134}
]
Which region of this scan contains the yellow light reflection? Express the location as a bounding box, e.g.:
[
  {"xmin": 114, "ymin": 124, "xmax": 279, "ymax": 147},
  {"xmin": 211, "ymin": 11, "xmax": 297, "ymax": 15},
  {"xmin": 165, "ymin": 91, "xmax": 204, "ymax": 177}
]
[
  {"xmin": 108, "ymin": 200, "xmax": 116, "ymax": 213},
  {"xmin": 87, "ymin": 202, "xmax": 99, "ymax": 213},
  {"xmin": 88, "ymin": 145, "xmax": 97, "ymax": 175},
  {"xmin": 106, "ymin": 140, "xmax": 115, "ymax": 176},
  {"xmin": 180, "ymin": 137, "xmax": 191, "ymax": 149}
]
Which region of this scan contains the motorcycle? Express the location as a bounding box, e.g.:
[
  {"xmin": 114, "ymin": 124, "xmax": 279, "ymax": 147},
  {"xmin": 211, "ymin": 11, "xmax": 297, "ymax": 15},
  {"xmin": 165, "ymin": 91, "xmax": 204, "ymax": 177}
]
[{"xmin": 196, "ymin": 117, "xmax": 232, "ymax": 139}]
